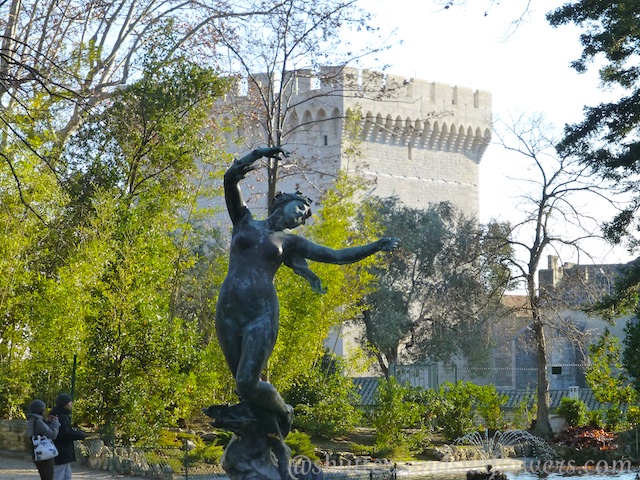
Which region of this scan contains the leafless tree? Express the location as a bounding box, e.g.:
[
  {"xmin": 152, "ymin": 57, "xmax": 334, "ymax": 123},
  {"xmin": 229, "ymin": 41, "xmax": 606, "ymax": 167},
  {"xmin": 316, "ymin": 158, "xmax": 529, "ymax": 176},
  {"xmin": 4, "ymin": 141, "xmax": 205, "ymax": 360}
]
[
  {"xmin": 0, "ymin": 0, "xmax": 283, "ymax": 215},
  {"xmin": 211, "ymin": 0, "xmax": 398, "ymax": 204},
  {"xmin": 491, "ymin": 112, "xmax": 620, "ymax": 438},
  {"xmin": 433, "ymin": 0, "xmax": 534, "ymax": 38}
]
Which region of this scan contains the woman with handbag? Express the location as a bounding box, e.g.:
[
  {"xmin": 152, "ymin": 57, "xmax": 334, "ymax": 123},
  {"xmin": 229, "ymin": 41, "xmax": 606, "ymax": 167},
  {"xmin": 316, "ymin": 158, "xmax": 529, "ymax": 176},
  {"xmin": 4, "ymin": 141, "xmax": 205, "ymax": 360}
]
[{"xmin": 27, "ymin": 399, "xmax": 60, "ymax": 480}]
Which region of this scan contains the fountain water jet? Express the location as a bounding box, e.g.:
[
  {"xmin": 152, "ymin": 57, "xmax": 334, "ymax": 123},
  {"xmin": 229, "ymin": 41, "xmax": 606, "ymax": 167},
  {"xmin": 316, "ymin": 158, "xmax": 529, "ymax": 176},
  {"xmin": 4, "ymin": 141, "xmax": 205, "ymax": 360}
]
[{"xmin": 454, "ymin": 430, "xmax": 557, "ymax": 461}]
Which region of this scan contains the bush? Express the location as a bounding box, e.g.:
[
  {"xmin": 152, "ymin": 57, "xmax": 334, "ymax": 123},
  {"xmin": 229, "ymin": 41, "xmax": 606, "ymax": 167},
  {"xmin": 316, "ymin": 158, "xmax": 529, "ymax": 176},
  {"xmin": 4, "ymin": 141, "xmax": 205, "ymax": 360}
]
[
  {"xmin": 474, "ymin": 385, "xmax": 508, "ymax": 430},
  {"xmin": 285, "ymin": 430, "xmax": 319, "ymax": 461},
  {"xmin": 373, "ymin": 377, "xmax": 424, "ymax": 451},
  {"xmin": 423, "ymin": 381, "xmax": 505, "ymax": 441},
  {"xmin": 158, "ymin": 429, "xmax": 185, "ymax": 447},
  {"xmin": 511, "ymin": 393, "xmax": 536, "ymax": 430},
  {"xmin": 557, "ymin": 397, "xmax": 588, "ymax": 427},
  {"xmin": 627, "ymin": 405, "xmax": 640, "ymax": 426},
  {"xmin": 430, "ymin": 381, "xmax": 477, "ymax": 441},
  {"xmin": 188, "ymin": 443, "xmax": 224, "ymax": 465},
  {"xmin": 605, "ymin": 405, "xmax": 624, "ymax": 431},
  {"xmin": 587, "ymin": 409, "xmax": 605, "ymax": 428},
  {"xmin": 350, "ymin": 443, "xmax": 372, "ymax": 456},
  {"xmin": 286, "ymin": 353, "xmax": 362, "ymax": 438}
]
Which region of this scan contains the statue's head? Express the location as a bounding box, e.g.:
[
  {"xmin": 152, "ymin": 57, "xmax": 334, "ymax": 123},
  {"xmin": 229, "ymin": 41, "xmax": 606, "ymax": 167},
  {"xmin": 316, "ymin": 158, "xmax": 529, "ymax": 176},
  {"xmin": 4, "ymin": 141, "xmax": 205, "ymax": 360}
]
[{"xmin": 268, "ymin": 191, "xmax": 313, "ymax": 229}]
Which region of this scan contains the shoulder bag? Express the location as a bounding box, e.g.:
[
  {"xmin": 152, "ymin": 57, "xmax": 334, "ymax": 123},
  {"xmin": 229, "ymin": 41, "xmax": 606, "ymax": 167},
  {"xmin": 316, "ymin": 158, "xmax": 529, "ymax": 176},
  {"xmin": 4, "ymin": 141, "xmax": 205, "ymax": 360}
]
[{"xmin": 32, "ymin": 434, "xmax": 58, "ymax": 461}]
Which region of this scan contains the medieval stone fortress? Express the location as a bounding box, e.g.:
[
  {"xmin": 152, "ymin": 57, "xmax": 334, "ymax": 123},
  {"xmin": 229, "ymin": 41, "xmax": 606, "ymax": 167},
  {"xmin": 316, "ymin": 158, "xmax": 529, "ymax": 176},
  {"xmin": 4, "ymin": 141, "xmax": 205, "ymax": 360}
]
[{"xmin": 217, "ymin": 66, "xmax": 492, "ymax": 218}]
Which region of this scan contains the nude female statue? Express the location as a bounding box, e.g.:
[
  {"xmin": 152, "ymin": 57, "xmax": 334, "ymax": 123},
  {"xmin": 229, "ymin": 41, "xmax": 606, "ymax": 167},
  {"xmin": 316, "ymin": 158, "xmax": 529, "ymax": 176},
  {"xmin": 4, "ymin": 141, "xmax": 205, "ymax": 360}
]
[{"xmin": 215, "ymin": 146, "xmax": 399, "ymax": 430}]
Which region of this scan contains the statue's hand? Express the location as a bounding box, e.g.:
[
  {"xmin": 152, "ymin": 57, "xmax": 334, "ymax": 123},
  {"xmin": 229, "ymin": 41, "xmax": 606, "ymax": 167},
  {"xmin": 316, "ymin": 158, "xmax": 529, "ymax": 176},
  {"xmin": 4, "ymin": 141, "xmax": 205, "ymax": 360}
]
[
  {"xmin": 256, "ymin": 146, "xmax": 290, "ymax": 159},
  {"xmin": 227, "ymin": 159, "xmax": 259, "ymax": 181},
  {"xmin": 378, "ymin": 237, "xmax": 400, "ymax": 252},
  {"xmin": 310, "ymin": 278, "xmax": 327, "ymax": 294},
  {"xmin": 229, "ymin": 147, "xmax": 290, "ymax": 179}
]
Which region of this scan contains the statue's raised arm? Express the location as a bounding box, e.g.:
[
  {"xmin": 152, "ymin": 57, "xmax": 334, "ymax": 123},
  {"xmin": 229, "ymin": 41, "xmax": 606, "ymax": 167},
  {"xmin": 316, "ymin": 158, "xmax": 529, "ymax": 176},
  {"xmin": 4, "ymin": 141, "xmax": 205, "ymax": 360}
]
[{"xmin": 223, "ymin": 147, "xmax": 289, "ymax": 225}]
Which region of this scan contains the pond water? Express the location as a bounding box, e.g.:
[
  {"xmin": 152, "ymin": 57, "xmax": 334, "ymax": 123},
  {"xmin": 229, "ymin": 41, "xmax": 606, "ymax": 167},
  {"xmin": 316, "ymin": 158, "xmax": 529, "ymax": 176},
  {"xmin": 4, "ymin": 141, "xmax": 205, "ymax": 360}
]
[
  {"xmin": 507, "ymin": 473, "xmax": 638, "ymax": 480},
  {"xmin": 410, "ymin": 470, "xmax": 639, "ymax": 480}
]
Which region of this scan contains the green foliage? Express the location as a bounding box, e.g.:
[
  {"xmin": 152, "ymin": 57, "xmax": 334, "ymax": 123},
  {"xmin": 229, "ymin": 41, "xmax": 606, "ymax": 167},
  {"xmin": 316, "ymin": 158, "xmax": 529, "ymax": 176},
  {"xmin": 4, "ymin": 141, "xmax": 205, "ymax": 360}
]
[
  {"xmin": 145, "ymin": 450, "xmax": 184, "ymax": 473},
  {"xmin": 343, "ymin": 106, "xmax": 364, "ymax": 159},
  {"xmin": 510, "ymin": 392, "xmax": 536, "ymax": 430},
  {"xmin": 350, "ymin": 443, "xmax": 372, "ymax": 456},
  {"xmin": 587, "ymin": 409, "xmax": 605, "ymax": 429},
  {"xmin": 421, "ymin": 381, "xmax": 507, "ymax": 442},
  {"xmin": 585, "ymin": 329, "xmax": 636, "ymax": 404},
  {"xmin": 285, "ymin": 430, "xmax": 319, "ymax": 462},
  {"xmin": 548, "ymin": 1, "xmax": 640, "ymax": 251},
  {"xmin": 188, "ymin": 443, "xmax": 224, "ymax": 465},
  {"xmin": 270, "ymin": 172, "xmax": 382, "ymax": 390},
  {"xmin": 286, "ymin": 352, "xmax": 362, "ymax": 438},
  {"xmin": 557, "ymin": 398, "xmax": 588, "ymax": 427},
  {"xmin": 158, "ymin": 430, "xmax": 186, "ymax": 447},
  {"xmin": 474, "ymin": 385, "xmax": 508, "ymax": 430},
  {"xmin": 0, "ymin": 54, "xmax": 233, "ymax": 439},
  {"xmin": 64, "ymin": 58, "xmax": 230, "ymax": 443},
  {"xmin": 627, "ymin": 405, "xmax": 640, "ymax": 426},
  {"xmin": 359, "ymin": 198, "xmax": 512, "ymax": 374},
  {"xmin": 0, "ymin": 151, "xmax": 70, "ymax": 417},
  {"xmin": 373, "ymin": 377, "xmax": 424, "ymax": 451},
  {"xmin": 623, "ymin": 319, "xmax": 640, "ymax": 394},
  {"xmin": 425, "ymin": 382, "xmax": 474, "ymax": 441},
  {"xmin": 605, "ymin": 405, "xmax": 625, "ymax": 431}
]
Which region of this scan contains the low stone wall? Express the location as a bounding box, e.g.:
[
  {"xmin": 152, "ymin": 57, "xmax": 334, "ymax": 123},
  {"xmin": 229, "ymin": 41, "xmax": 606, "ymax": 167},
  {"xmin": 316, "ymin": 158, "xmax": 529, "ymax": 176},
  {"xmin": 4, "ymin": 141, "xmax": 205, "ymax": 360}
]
[{"xmin": 0, "ymin": 419, "xmax": 29, "ymax": 452}]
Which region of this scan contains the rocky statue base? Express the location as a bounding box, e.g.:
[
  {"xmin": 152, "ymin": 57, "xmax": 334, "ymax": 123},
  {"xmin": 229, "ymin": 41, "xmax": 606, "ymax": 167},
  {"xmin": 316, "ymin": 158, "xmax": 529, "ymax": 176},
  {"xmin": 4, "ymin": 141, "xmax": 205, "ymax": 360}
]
[{"xmin": 203, "ymin": 402, "xmax": 323, "ymax": 480}]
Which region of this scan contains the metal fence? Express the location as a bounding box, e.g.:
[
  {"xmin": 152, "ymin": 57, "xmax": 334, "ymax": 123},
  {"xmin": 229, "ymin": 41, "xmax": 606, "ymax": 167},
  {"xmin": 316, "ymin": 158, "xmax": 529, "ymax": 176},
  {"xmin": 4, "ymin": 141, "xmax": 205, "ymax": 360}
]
[
  {"xmin": 77, "ymin": 437, "xmax": 396, "ymax": 480},
  {"xmin": 79, "ymin": 437, "xmax": 226, "ymax": 480}
]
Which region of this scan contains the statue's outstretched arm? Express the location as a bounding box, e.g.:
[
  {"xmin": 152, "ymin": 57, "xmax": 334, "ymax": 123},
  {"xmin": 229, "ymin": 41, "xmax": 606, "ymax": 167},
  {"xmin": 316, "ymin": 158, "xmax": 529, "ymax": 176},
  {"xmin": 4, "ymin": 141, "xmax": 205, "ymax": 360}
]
[
  {"xmin": 290, "ymin": 236, "xmax": 399, "ymax": 266},
  {"xmin": 224, "ymin": 147, "xmax": 289, "ymax": 224}
]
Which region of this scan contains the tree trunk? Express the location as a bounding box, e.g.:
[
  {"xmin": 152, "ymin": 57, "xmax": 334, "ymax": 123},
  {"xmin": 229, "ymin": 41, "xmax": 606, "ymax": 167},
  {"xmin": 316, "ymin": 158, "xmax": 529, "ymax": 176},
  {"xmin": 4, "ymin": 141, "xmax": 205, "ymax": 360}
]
[
  {"xmin": 0, "ymin": 0, "xmax": 22, "ymax": 92},
  {"xmin": 532, "ymin": 305, "xmax": 552, "ymax": 439}
]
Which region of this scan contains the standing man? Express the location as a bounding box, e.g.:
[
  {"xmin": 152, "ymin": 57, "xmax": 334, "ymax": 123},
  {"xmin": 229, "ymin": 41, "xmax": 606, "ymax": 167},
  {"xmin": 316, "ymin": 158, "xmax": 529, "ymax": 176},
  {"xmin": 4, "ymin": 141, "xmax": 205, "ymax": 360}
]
[{"xmin": 50, "ymin": 393, "xmax": 87, "ymax": 480}]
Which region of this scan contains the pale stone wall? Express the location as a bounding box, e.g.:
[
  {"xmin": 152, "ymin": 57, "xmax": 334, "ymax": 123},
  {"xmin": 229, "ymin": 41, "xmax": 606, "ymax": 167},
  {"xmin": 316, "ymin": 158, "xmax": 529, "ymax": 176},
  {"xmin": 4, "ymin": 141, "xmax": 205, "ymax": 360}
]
[
  {"xmin": 217, "ymin": 66, "xmax": 492, "ymax": 219},
  {"xmin": 0, "ymin": 419, "xmax": 28, "ymax": 452}
]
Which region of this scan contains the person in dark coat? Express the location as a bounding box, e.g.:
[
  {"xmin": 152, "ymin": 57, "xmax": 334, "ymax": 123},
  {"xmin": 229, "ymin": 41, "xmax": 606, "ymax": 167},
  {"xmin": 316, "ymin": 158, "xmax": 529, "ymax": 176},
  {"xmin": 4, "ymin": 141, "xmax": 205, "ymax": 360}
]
[
  {"xmin": 27, "ymin": 399, "xmax": 60, "ymax": 480},
  {"xmin": 50, "ymin": 393, "xmax": 86, "ymax": 480}
]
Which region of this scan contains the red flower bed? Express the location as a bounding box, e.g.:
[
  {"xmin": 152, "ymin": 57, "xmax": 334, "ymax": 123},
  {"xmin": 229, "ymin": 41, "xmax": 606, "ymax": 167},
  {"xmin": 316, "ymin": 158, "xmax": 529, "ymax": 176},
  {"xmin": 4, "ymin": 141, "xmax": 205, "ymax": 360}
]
[{"xmin": 555, "ymin": 426, "xmax": 618, "ymax": 451}]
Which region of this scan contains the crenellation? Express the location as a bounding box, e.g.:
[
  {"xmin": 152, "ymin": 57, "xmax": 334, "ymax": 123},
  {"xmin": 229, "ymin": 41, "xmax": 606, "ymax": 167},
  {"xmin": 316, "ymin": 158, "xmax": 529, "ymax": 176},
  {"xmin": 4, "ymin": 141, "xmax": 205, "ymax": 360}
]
[
  {"xmin": 229, "ymin": 68, "xmax": 492, "ymax": 116},
  {"xmin": 453, "ymin": 85, "xmax": 475, "ymax": 107},
  {"xmin": 430, "ymin": 82, "xmax": 451, "ymax": 104},
  {"xmin": 361, "ymin": 69, "xmax": 384, "ymax": 92},
  {"xmin": 385, "ymin": 73, "xmax": 409, "ymax": 93},
  {"xmin": 339, "ymin": 66, "xmax": 360, "ymax": 92},
  {"xmin": 217, "ymin": 67, "xmax": 492, "ymax": 218},
  {"xmin": 294, "ymin": 69, "xmax": 312, "ymax": 93}
]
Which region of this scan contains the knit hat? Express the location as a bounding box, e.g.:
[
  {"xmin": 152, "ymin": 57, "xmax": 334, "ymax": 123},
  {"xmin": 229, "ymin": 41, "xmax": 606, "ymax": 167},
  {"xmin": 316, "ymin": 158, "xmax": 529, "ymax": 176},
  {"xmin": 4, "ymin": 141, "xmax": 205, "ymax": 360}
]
[
  {"xmin": 56, "ymin": 393, "xmax": 72, "ymax": 408},
  {"xmin": 29, "ymin": 399, "xmax": 46, "ymax": 414}
]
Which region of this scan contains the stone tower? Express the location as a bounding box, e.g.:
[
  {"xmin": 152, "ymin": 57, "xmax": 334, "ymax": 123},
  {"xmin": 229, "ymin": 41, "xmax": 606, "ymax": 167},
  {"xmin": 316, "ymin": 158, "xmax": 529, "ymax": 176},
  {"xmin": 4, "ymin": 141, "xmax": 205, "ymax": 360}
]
[{"xmin": 218, "ymin": 66, "xmax": 492, "ymax": 217}]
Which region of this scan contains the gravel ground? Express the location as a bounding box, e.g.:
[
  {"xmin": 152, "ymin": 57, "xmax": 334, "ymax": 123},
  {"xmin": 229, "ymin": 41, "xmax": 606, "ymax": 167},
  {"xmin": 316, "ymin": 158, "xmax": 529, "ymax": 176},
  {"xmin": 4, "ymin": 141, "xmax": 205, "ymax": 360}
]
[{"xmin": 0, "ymin": 452, "xmax": 116, "ymax": 480}]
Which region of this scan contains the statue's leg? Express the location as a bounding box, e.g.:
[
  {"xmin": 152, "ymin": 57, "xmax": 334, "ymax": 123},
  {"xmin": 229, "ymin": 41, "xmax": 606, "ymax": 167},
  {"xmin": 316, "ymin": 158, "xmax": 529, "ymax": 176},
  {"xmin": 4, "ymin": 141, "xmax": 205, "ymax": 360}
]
[
  {"xmin": 215, "ymin": 316, "xmax": 243, "ymax": 378},
  {"xmin": 235, "ymin": 315, "xmax": 291, "ymax": 419}
]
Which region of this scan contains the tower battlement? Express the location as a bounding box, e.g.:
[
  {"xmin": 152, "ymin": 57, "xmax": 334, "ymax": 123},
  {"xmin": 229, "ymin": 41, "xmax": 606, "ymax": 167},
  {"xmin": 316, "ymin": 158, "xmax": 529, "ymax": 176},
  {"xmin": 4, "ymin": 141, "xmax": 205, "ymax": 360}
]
[
  {"xmin": 220, "ymin": 67, "xmax": 492, "ymax": 218},
  {"xmin": 230, "ymin": 66, "xmax": 491, "ymax": 122}
]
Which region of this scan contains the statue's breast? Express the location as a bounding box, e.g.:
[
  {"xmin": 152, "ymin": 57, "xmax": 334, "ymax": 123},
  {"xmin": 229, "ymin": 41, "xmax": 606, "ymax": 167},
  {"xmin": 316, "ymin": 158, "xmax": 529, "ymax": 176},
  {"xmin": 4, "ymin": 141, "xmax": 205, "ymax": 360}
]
[{"xmin": 231, "ymin": 227, "xmax": 284, "ymax": 263}]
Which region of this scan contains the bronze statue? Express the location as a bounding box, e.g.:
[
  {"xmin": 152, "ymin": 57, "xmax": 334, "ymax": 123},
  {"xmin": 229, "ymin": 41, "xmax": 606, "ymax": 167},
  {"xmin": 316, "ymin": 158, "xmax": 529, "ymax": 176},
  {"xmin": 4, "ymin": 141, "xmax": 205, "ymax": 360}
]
[{"xmin": 207, "ymin": 147, "xmax": 399, "ymax": 480}]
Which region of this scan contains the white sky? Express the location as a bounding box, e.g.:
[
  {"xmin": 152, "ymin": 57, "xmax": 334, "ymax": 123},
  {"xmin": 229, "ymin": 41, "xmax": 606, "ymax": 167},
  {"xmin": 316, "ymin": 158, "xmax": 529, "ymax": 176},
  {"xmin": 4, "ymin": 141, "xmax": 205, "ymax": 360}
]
[{"xmin": 358, "ymin": 0, "xmax": 635, "ymax": 266}]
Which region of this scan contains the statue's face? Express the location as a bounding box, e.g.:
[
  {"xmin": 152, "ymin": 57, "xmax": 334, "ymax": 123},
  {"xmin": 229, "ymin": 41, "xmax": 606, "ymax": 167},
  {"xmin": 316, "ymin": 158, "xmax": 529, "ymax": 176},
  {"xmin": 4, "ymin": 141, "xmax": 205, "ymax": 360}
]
[{"xmin": 279, "ymin": 199, "xmax": 310, "ymax": 229}]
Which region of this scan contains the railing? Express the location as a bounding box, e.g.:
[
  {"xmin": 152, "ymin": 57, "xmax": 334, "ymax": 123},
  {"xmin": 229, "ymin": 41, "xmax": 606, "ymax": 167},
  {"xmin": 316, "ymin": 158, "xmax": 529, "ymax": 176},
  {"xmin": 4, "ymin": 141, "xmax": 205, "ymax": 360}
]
[
  {"xmin": 79, "ymin": 437, "xmax": 225, "ymax": 480},
  {"xmin": 78, "ymin": 437, "xmax": 396, "ymax": 480}
]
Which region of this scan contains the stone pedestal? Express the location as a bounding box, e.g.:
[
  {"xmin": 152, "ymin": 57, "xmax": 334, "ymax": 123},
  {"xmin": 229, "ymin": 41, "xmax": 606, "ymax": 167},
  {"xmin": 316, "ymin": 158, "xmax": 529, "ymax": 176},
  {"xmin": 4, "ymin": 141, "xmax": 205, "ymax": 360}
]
[{"xmin": 204, "ymin": 402, "xmax": 323, "ymax": 480}]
